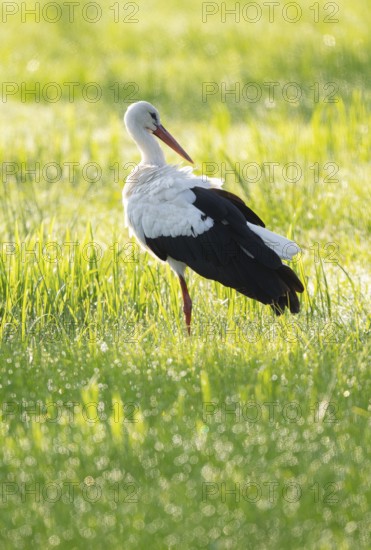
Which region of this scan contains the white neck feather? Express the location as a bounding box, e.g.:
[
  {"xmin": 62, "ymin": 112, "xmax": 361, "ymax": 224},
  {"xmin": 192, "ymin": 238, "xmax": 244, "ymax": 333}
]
[{"xmin": 129, "ymin": 126, "xmax": 166, "ymax": 166}]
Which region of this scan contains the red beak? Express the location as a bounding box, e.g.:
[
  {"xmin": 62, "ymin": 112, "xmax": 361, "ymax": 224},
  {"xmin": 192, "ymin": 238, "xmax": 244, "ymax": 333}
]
[{"xmin": 153, "ymin": 124, "xmax": 193, "ymax": 164}]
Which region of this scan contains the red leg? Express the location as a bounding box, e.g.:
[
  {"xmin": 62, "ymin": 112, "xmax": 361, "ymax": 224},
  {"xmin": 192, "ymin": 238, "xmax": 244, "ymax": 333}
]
[{"xmin": 179, "ymin": 275, "xmax": 192, "ymax": 335}]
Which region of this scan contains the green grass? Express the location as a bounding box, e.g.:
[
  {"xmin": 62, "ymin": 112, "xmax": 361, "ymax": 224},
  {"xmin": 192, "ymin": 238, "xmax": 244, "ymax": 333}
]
[{"xmin": 0, "ymin": 0, "xmax": 370, "ymax": 548}]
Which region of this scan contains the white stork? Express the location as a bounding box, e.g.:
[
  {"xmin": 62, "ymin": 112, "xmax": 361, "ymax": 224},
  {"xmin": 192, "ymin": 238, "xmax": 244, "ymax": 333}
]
[{"xmin": 123, "ymin": 101, "xmax": 304, "ymax": 334}]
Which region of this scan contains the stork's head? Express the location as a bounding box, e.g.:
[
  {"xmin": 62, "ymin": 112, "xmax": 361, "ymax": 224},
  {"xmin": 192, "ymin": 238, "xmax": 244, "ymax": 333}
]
[{"xmin": 124, "ymin": 101, "xmax": 193, "ymax": 164}]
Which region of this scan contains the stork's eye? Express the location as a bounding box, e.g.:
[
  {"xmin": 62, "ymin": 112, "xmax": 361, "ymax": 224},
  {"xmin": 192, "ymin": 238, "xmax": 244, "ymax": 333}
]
[{"xmin": 150, "ymin": 112, "xmax": 157, "ymax": 122}]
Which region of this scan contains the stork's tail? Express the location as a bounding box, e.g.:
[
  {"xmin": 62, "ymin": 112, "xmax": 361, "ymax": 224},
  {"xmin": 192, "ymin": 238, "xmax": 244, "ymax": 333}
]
[
  {"xmin": 271, "ymin": 264, "xmax": 304, "ymax": 315},
  {"xmin": 245, "ymin": 222, "xmax": 304, "ymax": 313},
  {"xmin": 246, "ymin": 222, "xmax": 300, "ymax": 260}
]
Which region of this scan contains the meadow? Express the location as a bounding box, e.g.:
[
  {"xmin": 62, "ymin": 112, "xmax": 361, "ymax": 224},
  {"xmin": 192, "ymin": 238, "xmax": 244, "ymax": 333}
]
[{"xmin": 0, "ymin": 0, "xmax": 370, "ymax": 548}]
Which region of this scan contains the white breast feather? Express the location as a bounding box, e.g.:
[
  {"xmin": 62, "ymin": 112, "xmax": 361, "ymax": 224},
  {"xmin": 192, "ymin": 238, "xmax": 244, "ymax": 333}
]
[{"xmin": 123, "ymin": 165, "xmax": 218, "ymax": 243}]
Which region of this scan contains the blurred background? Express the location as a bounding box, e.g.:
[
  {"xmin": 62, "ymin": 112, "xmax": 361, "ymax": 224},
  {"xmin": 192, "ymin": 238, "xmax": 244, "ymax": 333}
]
[{"xmin": 1, "ymin": 0, "xmax": 370, "ymax": 116}]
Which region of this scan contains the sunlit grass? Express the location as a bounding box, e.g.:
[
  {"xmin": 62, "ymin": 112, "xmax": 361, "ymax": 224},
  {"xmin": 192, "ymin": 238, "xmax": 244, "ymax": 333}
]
[{"xmin": 0, "ymin": 0, "xmax": 370, "ymax": 547}]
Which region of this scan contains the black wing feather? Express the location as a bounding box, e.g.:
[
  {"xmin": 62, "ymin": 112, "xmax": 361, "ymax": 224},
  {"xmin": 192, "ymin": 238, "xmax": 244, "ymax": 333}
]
[
  {"xmin": 145, "ymin": 186, "xmax": 304, "ymax": 314},
  {"xmin": 191, "ymin": 187, "xmax": 280, "ymax": 269},
  {"xmin": 208, "ymin": 188, "xmax": 265, "ymax": 227}
]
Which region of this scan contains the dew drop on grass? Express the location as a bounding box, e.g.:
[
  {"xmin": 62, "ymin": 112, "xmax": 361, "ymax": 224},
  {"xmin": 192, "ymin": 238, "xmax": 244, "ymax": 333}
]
[
  {"xmin": 323, "ymin": 34, "xmax": 336, "ymax": 47},
  {"xmin": 48, "ymin": 535, "xmax": 60, "ymax": 547},
  {"xmin": 27, "ymin": 59, "xmax": 40, "ymax": 72},
  {"xmin": 100, "ymin": 342, "xmax": 108, "ymax": 352},
  {"xmin": 84, "ymin": 476, "xmax": 95, "ymax": 486}
]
